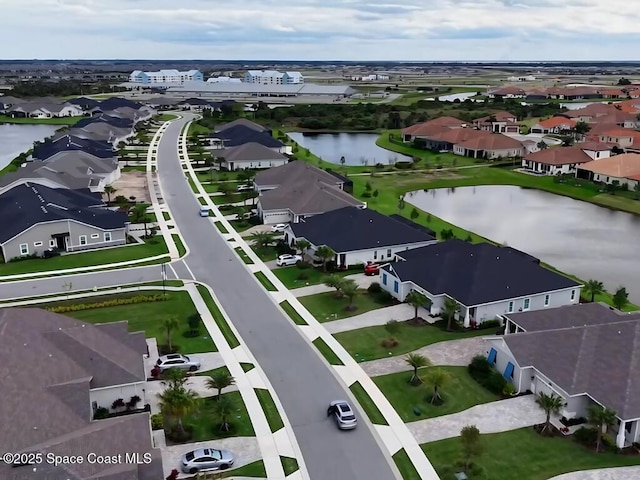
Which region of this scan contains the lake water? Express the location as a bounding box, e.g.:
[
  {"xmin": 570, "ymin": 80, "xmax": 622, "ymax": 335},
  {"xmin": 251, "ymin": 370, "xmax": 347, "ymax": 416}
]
[
  {"xmin": 0, "ymin": 124, "xmax": 59, "ymax": 169},
  {"xmin": 406, "ymin": 185, "xmax": 640, "ymax": 303},
  {"xmin": 287, "ymin": 132, "xmax": 411, "ymax": 166}
]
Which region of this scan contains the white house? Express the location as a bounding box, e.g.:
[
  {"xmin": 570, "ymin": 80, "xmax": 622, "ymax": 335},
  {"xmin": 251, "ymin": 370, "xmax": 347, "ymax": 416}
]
[
  {"xmin": 129, "ymin": 69, "xmax": 203, "ymax": 84},
  {"xmin": 285, "ymin": 207, "xmax": 437, "ymax": 268},
  {"xmin": 577, "ymin": 153, "xmax": 640, "ymax": 190},
  {"xmin": 244, "ymin": 70, "xmax": 304, "ymax": 85},
  {"xmin": 380, "ymin": 240, "xmax": 582, "ymax": 326},
  {"xmin": 521, "ymin": 144, "xmax": 610, "ymax": 176},
  {"xmin": 484, "ymin": 303, "xmax": 640, "ymax": 448}
]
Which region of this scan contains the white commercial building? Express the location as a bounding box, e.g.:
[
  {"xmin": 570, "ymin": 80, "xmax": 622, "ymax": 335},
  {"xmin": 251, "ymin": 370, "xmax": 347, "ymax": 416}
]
[
  {"xmin": 244, "ymin": 70, "xmax": 304, "ymax": 85},
  {"xmin": 129, "ymin": 69, "xmax": 204, "ymax": 84}
]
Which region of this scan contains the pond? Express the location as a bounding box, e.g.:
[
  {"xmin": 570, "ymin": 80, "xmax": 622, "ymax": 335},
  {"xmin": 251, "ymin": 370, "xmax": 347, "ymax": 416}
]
[
  {"xmin": 0, "ymin": 124, "xmax": 59, "ymax": 170},
  {"xmin": 287, "ymin": 132, "xmax": 411, "ymax": 166},
  {"xmin": 406, "ymin": 185, "xmax": 640, "ymax": 303}
]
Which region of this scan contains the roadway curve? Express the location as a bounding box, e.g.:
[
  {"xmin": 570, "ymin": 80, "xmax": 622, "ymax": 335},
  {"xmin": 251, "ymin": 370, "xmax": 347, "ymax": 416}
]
[{"xmin": 0, "ymin": 115, "xmax": 397, "ymax": 480}]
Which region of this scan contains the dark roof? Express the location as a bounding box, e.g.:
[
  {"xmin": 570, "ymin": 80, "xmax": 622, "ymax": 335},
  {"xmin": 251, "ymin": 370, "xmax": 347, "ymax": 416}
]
[
  {"xmin": 32, "ymin": 135, "xmax": 114, "ymax": 160},
  {"xmin": 504, "ymin": 316, "xmax": 640, "ymax": 419},
  {"xmin": 67, "ymin": 97, "xmax": 101, "ymax": 109},
  {"xmin": 98, "ymin": 97, "xmax": 142, "ymax": 111},
  {"xmin": 389, "ymin": 214, "xmax": 436, "ymax": 237},
  {"xmin": 255, "ymin": 160, "xmax": 342, "ymax": 188},
  {"xmin": 213, "ymin": 124, "xmax": 284, "ymax": 148},
  {"xmin": 74, "ymin": 114, "xmax": 133, "ymax": 130},
  {"xmin": 290, "ymin": 207, "xmax": 436, "ymax": 252},
  {"xmin": 215, "ymin": 118, "xmax": 269, "ymax": 133},
  {"xmin": 505, "ymin": 302, "xmax": 629, "ymax": 332},
  {"xmin": 179, "ymin": 97, "xmax": 212, "ymax": 106},
  {"xmin": 0, "ymin": 308, "xmax": 161, "ymax": 480},
  {"xmin": 325, "ymin": 168, "xmax": 353, "ymax": 186},
  {"xmin": 0, "ymin": 184, "xmax": 128, "ymax": 244},
  {"xmin": 387, "ymin": 240, "xmax": 580, "ymax": 306},
  {"xmin": 221, "ymin": 142, "xmax": 288, "ymax": 162}
]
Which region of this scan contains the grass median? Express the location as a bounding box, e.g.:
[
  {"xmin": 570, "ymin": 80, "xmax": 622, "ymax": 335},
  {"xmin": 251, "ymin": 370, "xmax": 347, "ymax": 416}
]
[
  {"xmin": 255, "ymin": 388, "xmax": 284, "ymax": 433},
  {"xmin": 349, "ymin": 381, "xmax": 388, "ymax": 425},
  {"xmin": 197, "ymin": 285, "xmax": 240, "ymax": 348}
]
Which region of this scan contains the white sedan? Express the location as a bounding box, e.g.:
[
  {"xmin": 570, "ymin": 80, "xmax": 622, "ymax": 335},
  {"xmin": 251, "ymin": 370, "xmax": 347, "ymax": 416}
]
[
  {"xmin": 276, "ymin": 254, "xmax": 303, "ymax": 266},
  {"xmin": 271, "ymin": 224, "xmax": 288, "ymax": 232}
]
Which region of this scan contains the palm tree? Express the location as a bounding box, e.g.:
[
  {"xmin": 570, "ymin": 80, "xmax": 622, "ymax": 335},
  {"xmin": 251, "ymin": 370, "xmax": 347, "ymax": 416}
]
[
  {"xmin": 535, "ymin": 392, "xmax": 564, "ymax": 434},
  {"xmin": 250, "ymin": 231, "xmax": 274, "ymax": 250},
  {"xmin": 315, "ymin": 245, "xmax": 336, "ymax": 272},
  {"xmin": 130, "ymin": 204, "xmax": 151, "ymax": 237},
  {"xmin": 583, "ymin": 279, "xmax": 605, "ymax": 302},
  {"xmin": 588, "ymin": 405, "xmax": 617, "ymax": 452},
  {"xmin": 424, "ymin": 368, "xmax": 450, "ymax": 404},
  {"xmin": 295, "ymin": 239, "xmax": 311, "ymax": 256},
  {"xmin": 206, "ymin": 370, "xmax": 235, "ymax": 399},
  {"xmin": 157, "ymin": 384, "xmax": 199, "ymax": 440},
  {"xmin": 442, "ymin": 297, "xmax": 461, "ymax": 331},
  {"xmin": 405, "ymin": 353, "xmax": 431, "ymax": 386},
  {"xmin": 211, "ymin": 394, "xmax": 236, "ymax": 432},
  {"xmin": 103, "ymin": 185, "xmax": 117, "ymax": 204},
  {"xmin": 163, "ymin": 317, "xmax": 179, "ymax": 352},
  {"xmin": 323, "ymin": 274, "xmax": 345, "ymax": 297},
  {"xmin": 405, "ymin": 290, "xmax": 431, "ymax": 320},
  {"xmin": 340, "ymin": 279, "xmax": 358, "ymax": 311}
]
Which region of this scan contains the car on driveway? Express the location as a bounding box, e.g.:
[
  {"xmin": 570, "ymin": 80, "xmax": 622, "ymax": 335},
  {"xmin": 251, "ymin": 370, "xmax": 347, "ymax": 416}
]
[
  {"xmin": 276, "ymin": 254, "xmax": 303, "ymax": 266},
  {"xmin": 327, "ymin": 400, "xmax": 357, "ymax": 430},
  {"xmin": 271, "ymin": 223, "xmax": 288, "ymax": 232},
  {"xmin": 364, "ymin": 263, "xmax": 380, "ymax": 276},
  {"xmin": 181, "ymin": 447, "xmax": 235, "ymax": 474},
  {"xmin": 156, "ymin": 353, "xmax": 201, "ymax": 373}
]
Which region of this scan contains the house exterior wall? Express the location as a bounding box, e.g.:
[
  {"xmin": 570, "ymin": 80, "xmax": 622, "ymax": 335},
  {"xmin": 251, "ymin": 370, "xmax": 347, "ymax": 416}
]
[
  {"xmin": 1, "ymin": 220, "xmax": 127, "ymax": 261},
  {"xmin": 223, "ymin": 157, "xmax": 288, "ymax": 171},
  {"xmin": 591, "ymin": 173, "xmax": 639, "ymax": 189},
  {"xmin": 599, "ymin": 134, "xmax": 633, "ymax": 148},
  {"xmin": 583, "ymin": 150, "xmax": 611, "ymax": 160},
  {"xmin": 89, "ymin": 381, "xmax": 146, "ymax": 413},
  {"xmin": 338, "ymin": 240, "xmax": 437, "ymax": 267},
  {"xmin": 486, "ymin": 147, "xmax": 524, "ymax": 159}
]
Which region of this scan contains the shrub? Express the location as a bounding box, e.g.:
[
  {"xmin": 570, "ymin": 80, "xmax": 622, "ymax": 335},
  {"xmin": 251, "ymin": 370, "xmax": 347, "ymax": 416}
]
[
  {"xmin": 367, "ymin": 282, "xmax": 382, "ymax": 294},
  {"xmin": 394, "ymin": 161, "xmax": 413, "ymax": 169},
  {"xmin": 376, "ymin": 290, "xmax": 393, "ymax": 303},
  {"xmin": 468, "ymin": 356, "xmax": 506, "ymax": 394},
  {"xmin": 296, "ymin": 261, "xmax": 311, "ymax": 270},
  {"xmin": 478, "ymin": 319, "xmax": 501, "ymax": 330},
  {"xmin": 182, "ymin": 329, "xmax": 200, "ymax": 338},
  {"xmin": 46, "ymin": 294, "xmax": 167, "ymax": 313},
  {"xmin": 187, "ymin": 313, "xmax": 201, "ymax": 330},
  {"xmin": 374, "ymin": 163, "xmax": 385, "ymax": 169},
  {"xmin": 468, "ymin": 355, "xmax": 491, "ymax": 375},
  {"xmin": 485, "ymin": 370, "xmax": 507, "ymax": 394},
  {"xmin": 573, "ymin": 427, "xmax": 598, "ymax": 445},
  {"xmin": 127, "ymin": 395, "xmax": 141, "ymax": 409},
  {"xmin": 151, "ymin": 413, "xmax": 164, "ymax": 430},
  {"xmin": 381, "ymin": 338, "xmax": 399, "ymax": 348},
  {"xmin": 111, "ymin": 398, "xmax": 125, "ymax": 410},
  {"xmin": 9, "ymin": 253, "xmax": 40, "ymax": 262},
  {"xmin": 296, "ymin": 271, "xmax": 310, "ymax": 281},
  {"xmin": 502, "ymin": 383, "xmax": 516, "ymax": 396},
  {"xmin": 94, "ymin": 407, "xmax": 109, "ymax": 420},
  {"xmin": 362, "ymin": 191, "xmax": 372, "ymax": 198}
]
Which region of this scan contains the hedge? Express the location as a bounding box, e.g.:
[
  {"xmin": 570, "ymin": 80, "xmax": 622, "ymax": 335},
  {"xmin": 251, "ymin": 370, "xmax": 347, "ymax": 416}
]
[{"xmin": 47, "ymin": 294, "xmax": 167, "ymax": 313}]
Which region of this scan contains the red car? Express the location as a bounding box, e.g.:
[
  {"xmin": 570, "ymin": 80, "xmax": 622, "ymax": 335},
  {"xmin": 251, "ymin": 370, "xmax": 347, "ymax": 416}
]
[{"xmin": 364, "ymin": 263, "xmax": 380, "ymax": 276}]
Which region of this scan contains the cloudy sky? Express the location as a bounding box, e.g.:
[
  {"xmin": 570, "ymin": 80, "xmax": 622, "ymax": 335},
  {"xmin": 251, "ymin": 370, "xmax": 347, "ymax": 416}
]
[{"xmin": 1, "ymin": 0, "xmax": 639, "ymax": 60}]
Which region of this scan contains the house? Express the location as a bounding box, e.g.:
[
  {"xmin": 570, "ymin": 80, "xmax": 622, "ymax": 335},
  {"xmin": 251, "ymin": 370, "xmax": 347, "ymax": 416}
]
[
  {"xmin": 411, "ymin": 126, "xmax": 481, "ymax": 152},
  {"xmin": 214, "ymin": 118, "xmax": 270, "ymax": 134},
  {"xmin": 380, "ymin": 240, "xmax": 582, "ymax": 326},
  {"xmin": 0, "ymin": 308, "xmax": 163, "ymax": 480},
  {"xmin": 453, "ymin": 132, "xmax": 524, "ymax": 159},
  {"xmin": 530, "ymin": 117, "xmax": 577, "ymax": 134},
  {"xmin": 473, "ymin": 111, "xmax": 520, "ymax": 133},
  {"xmin": 546, "ymin": 87, "xmax": 600, "ymax": 100},
  {"xmin": 32, "ymin": 135, "xmax": 114, "ymax": 161},
  {"xmin": 129, "ymin": 69, "xmax": 203, "ymax": 84},
  {"xmin": 487, "ymin": 86, "xmax": 526, "ymax": 99},
  {"xmin": 97, "ymin": 97, "xmax": 143, "ymax": 112},
  {"xmin": 67, "ymin": 122, "xmax": 134, "ymax": 146},
  {"xmin": 210, "ymin": 124, "xmax": 290, "ymax": 154},
  {"xmin": 74, "ymin": 113, "xmax": 134, "ymax": 131},
  {"xmin": 597, "ymin": 128, "xmax": 640, "ymax": 152},
  {"xmin": 521, "ymin": 144, "xmax": 611, "ymax": 175},
  {"xmin": 0, "ymin": 184, "xmax": 128, "ymax": 261},
  {"xmin": 401, "ymin": 116, "xmax": 466, "ymax": 143},
  {"xmin": 284, "ymin": 72, "xmax": 304, "ymax": 84},
  {"xmin": 217, "ymin": 142, "xmax": 288, "ymax": 170},
  {"xmin": 484, "ymin": 303, "xmax": 640, "ymax": 448},
  {"xmin": 525, "ymin": 89, "xmax": 549, "ymax": 101},
  {"xmin": 599, "ymin": 88, "xmax": 627, "ymax": 99},
  {"xmin": 576, "ymin": 153, "xmax": 640, "ymax": 189},
  {"xmin": 67, "ymin": 96, "xmax": 102, "ymax": 111},
  {"xmin": 559, "ymin": 103, "xmax": 617, "ymax": 123},
  {"xmin": 253, "ymin": 160, "xmax": 344, "ymax": 192},
  {"xmin": 285, "ymin": 207, "xmax": 437, "ymax": 268},
  {"xmin": 589, "ymin": 110, "xmax": 640, "ymax": 129},
  {"xmin": 7, "ymin": 102, "xmax": 84, "ymax": 118}
]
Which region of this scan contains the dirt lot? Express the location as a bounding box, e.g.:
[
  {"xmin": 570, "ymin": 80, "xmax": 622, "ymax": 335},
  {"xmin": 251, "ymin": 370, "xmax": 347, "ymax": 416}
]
[{"xmin": 110, "ymin": 171, "xmax": 150, "ymax": 203}]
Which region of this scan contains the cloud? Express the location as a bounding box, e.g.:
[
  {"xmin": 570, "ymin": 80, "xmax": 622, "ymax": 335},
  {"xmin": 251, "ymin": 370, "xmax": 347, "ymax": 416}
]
[{"xmin": 0, "ymin": 0, "xmax": 638, "ymax": 59}]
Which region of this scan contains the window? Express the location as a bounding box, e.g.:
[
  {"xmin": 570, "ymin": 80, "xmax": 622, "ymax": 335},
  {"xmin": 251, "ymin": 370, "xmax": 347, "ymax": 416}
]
[
  {"xmin": 523, "ymin": 298, "xmax": 531, "ymax": 311},
  {"xmin": 104, "ymin": 232, "xmax": 112, "ymax": 242},
  {"xmin": 507, "ymin": 301, "xmax": 514, "ymax": 313},
  {"xmin": 90, "ymin": 233, "xmax": 100, "ymax": 239},
  {"xmin": 33, "ymin": 241, "xmax": 43, "ymax": 247},
  {"xmin": 79, "ymin": 235, "xmax": 87, "ymax": 245},
  {"xmin": 382, "ymin": 273, "xmax": 387, "ymax": 286},
  {"xmin": 570, "ymin": 289, "xmax": 576, "ymax": 301},
  {"xmin": 544, "ymin": 294, "xmax": 550, "ymax": 306},
  {"xmin": 19, "ymin": 244, "xmax": 29, "ymax": 255},
  {"xmin": 49, "ymin": 240, "xmax": 56, "ymax": 248},
  {"xmin": 387, "ymin": 248, "xmax": 392, "ymax": 258},
  {"xmin": 373, "ymin": 251, "xmax": 377, "ymax": 260},
  {"xmin": 393, "ymin": 281, "xmax": 399, "ymax": 294}
]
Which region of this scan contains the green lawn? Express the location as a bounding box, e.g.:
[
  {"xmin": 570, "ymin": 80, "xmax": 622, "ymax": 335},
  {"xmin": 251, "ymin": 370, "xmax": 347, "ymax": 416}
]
[
  {"xmin": 279, "ymin": 300, "xmax": 308, "ymax": 325},
  {"xmin": 250, "ymin": 245, "xmax": 279, "ymax": 261},
  {"xmin": 224, "ymin": 460, "xmax": 266, "ymax": 478},
  {"xmin": 272, "ymin": 265, "xmax": 352, "ymax": 289},
  {"xmin": 182, "ymin": 391, "xmax": 254, "ymax": 441},
  {"xmin": 393, "ymin": 449, "xmax": 421, "ymax": 480},
  {"xmin": 334, "ymin": 321, "xmax": 488, "ymax": 362},
  {"xmin": 349, "ymin": 381, "xmax": 388, "ymax": 425},
  {"xmin": 0, "ymin": 238, "xmax": 169, "ymax": 277},
  {"xmin": 374, "ymin": 367, "xmax": 498, "ymax": 421},
  {"xmin": 215, "ymin": 222, "xmax": 229, "ymax": 234},
  {"xmin": 280, "ymin": 456, "xmax": 299, "ymax": 476},
  {"xmin": 255, "ymin": 388, "xmax": 284, "ymax": 433},
  {"xmin": 234, "ymin": 246, "xmax": 254, "ymax": 264},
  {"xmin": 64, "ymin": 291, "xmax": 216, "ymax": 354},
  {"xmin": 229, "ymin": 219, "xmax": 255, "ymax": 233},
  {"xmin": 155, "ymin": 113, "xmax": 178, "ymax": 122},
  {"xmin": 0, "ymin": 115, "xmax": 84, "ymax": 125},
  {"xmin": 422, "ymin": 427, "xmax": 640, "ymax": 480},
  {"xmin": 172, "ymin": 234, "xmax": 186, "ymax": 257},
  {"xmin": 299, "ymin": 290, "xmax": 396, "ymax": 322},
  {"xmin": 312, "ymin": 337, "xmax": 344, "ymax": 365},
  {"xmin": 254, "ymin": 271, "xmax": 277, "ymax": 291},
  {"xmin": 197, "ymin": 284, "xmax": 240, "ymax": 348},
  {"xmin": 188, "ymin": 122, "xmax": 211, "ymax": 136}
]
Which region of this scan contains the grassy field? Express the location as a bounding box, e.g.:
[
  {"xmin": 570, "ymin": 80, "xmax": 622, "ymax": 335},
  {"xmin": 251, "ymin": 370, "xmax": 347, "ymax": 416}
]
[
  {"xmin": 255, "ymin": 388, "xmax": 284, "ymax": 433},
  {"xmin": 422, "ymin": 427, "xmax": 640, "ymax": 480},
  {"xmin": 182, "ymin": 391, "xmax": 254, "ymax": 441},
  {"xmin": 0, "ymin": 115, "xmax": 84, "ymax": 125},
  {"xmin": 188, "ymin": 122, "xmax": 211, "ymax": 136},
  {"xmin": 64, "ymin": 291, "xmax": 216, "ymax": 354},
  {"xmin": 349, "ymin": 381, "xmax": 388, "ymax": 425},
  {"xmin": 197, "ymin": 285, "xmax": 240, "ymax": 348},
  {"xmin": 299, "ymin": 290, "xmax": 396, "ymax": 322},
  {"xmin": 334, "ymin": 321, "xmax": 488, "ymax": 362},
  {"xmin": 373, "ymin": 367, "xmax": 498, "ymax": 421}
]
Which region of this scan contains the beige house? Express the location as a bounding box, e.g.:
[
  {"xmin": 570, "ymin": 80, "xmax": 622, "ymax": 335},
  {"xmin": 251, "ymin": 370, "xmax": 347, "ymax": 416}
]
[{"xmin": 576, "ymin": 153, "xmax": 640, "ymax": 189}]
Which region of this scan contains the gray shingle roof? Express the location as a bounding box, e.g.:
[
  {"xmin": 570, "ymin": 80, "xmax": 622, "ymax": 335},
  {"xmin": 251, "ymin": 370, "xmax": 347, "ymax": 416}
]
[
  {"xmin": 221, "ymin": 142, "xmax": 288, "ymax": 162},
  {"xmin": 254, "ymin": 160, "xmax": 342, "ymax": 189},
  {"xmin": 215, "ymin": 118, "xmax": 269, "ymax": 133}
]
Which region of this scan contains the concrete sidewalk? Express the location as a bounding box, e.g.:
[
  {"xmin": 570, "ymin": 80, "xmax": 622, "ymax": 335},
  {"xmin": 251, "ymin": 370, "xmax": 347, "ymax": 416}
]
[
  {"xmin": 323, "ymin": 304, "xmax": 415, "ymax": 334},
  {"xmin": 407, "ymin": 395, "xmax": 545, "ymax": 444}
]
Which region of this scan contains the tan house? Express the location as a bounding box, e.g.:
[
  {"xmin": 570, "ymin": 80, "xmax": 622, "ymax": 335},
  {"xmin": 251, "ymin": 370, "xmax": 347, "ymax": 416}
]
[
  {"xmin": 522, "ymin": 144, "xmax": 610, "ymax": 175},
  {"xmin": 576, "ymin": 153, "xmax": 640, "ymax": 189},
  {"xmin": 401, "ymin": 116, "xmax": 466, "ymax": 142},
  {"xmin": 453, "ymin": 132, "xmax": 524, "ymax": 159}
]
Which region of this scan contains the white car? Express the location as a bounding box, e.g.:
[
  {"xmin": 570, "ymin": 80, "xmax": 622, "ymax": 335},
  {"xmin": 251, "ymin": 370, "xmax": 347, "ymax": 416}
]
[
  {"xmin": 236, "ymin": 184, "xmax": 253, "ymax": 192},
  {"xmin": 271, "ymin": 224, "xmax": 288, "ymax": 232},
  {"xmin": 276, "ymin": 254, "xmax": 303, "ymax": 266}
]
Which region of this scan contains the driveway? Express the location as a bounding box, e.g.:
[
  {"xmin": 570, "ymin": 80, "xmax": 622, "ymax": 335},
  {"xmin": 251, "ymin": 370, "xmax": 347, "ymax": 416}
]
[
  {"xmin": 547, "ymin": 467, "xmax": 640, "ymax": 480},
  {"xmin": 291, "ymin": 273, "xmax": 377, "ymax": 297},
  {"xmin": 407, "ymin": 395, "xmax": 545, "ymax": 444},
  {"xmin": 323, "ymin": 304, "xmax": 415, "ymax": 334}
]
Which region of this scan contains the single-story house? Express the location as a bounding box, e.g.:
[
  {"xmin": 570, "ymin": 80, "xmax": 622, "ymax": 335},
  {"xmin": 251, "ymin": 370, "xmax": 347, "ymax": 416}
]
[
  {"xmin": 214, "ymin": 118, "xmax": 271, "ymax": 134},
  {"xmin": 217, "ymin": 142, "xmax": 288, "ymax": 170},
  {"xmin": 484, "ymin": 303, "xmax": 640, "ymax": 448},
  {"xmin": 576, "ymin": 153, "xmax": 640, "ymax": 189},
  {"xmin": 380, "ymin": 240, "xmax": 582, "ymax": 326},
  {"xmin": 67, "ymin": 122, "xmax": 134, "ymax": 146},
  {"xmin": 210, "ymin": 124, "xmax": 291, "ymax": 154},
  {"xmin": 32, "ymin": 135, "xmax": 115, "ymax": 161},
  {"xmin": 530, "ymin": 117, "xmax": 577, "ymax": 134},
  {"xmin": 8, "ymin": 102, "xmax": 84, "ymax": 118},
  {"xmin": 473, "ymin": 111, "xmax": 520, "ymax": 133},
  {"xmin": 0, "ymin": 308, "xmax": 163, "ymax": 479},
  {"xmin": 285, "ymin": 207, "xmax": 438, "ymax": 268},
  {"xmin": 453, "ymin": 132, "xmax": 524, "ymax": 159},
  {"xmin": 253, "ymin": 160, "xmax": 345, "ymax": 192},
  {"xmin": 521, "ymin": 144, "xmax": 611, "ymax": 175},
  {"xmin": 546, "ymin": 87, "xmax": 601, "ymax": 100},
  {"xmin": 559, "ymin": 103, "xmax": 617, "ymax": 123},
  {"xmin": 488, "ymin": 86, "xmax": 526, "ymax": 99},
  {"xmin": 590, "ymin": 110, "xmax": 640, "ymax": 129},
  {"xmin": 401, "ymin": 116, "xmax": 466, "ymax": 143},
  {"xmin": 0, "ymin": 183, "xmax": 129, "ymax": 261}
]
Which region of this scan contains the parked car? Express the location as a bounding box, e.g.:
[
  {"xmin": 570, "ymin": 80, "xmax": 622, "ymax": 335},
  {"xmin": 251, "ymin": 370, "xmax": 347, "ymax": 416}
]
[
  {"xmin": 236, "ymin": 184, "xmax": 253, "ymax": 192},
  {"xmin": 327, "ymin": 400, "xmax": 357, "ymax": 430},
  {"xmin": 181, "ymin": 447, "xmax": 235, "ymax": 474},
  {"xmin": 276, "ymin": 254, "xmax": 303, "ymax": 267},
  {"xmin": 364, "ymin": 263, "xmax": 380, "ymax": 276},
  {"xmin": 156, "ymin": 353, "xmax": 201, "ymax": 373},
  {"xmin": 271, "ymin": 223, "xmax": 288, "ymax": 232},
  {"xmin": 199, "ymin": 206, "xmax": 209, "ymax": 217}
]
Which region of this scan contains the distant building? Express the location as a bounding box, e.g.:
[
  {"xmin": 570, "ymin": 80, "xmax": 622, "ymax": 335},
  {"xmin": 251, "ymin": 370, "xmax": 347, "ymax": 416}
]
[
  {"xmin": 507, "ymin": 75, "xmax": 536, "ymax": 82},
  {"xmin": 244, "ymin": 70, "xmax": 304, "ymax": 85},
  {"xmin": 207, "ymin": 76, "xmax": 242, "ymax": 83},
  {"xmin": 129, "ymin": 69, "xmax": 203, "ymax": 84},
  {"xmin": 351, "ymin": 74, "xmax": 390, "ymax": 81}
]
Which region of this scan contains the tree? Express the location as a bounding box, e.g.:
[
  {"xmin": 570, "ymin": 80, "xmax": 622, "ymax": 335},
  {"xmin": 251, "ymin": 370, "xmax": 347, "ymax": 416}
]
[
  {"xmin": 250, "ymin": 231, "xmax": 274, "ymax": 250},
  {"xmin": 340, "ymin": 279, "xmax": 358, "ymax": 311},
  {"xmin": 315, "ymin": 245, "xmax": 336, "ymax": 272},
  {"xmin": 405, "ymin": 290, "xmax": 431, "ymax": 320},
  {"xmin": 583, "ymin": 279, "xmax": 605, "ymax": 303},
  {"xmin": 588, "ymin": 405, "xmax": 617, "ymax": 452},
  {"xmin": 424, "ymin": 368, "xmax": 450, "ymax": 404},
  {"xmin": 612, "ymin": 286, "xmax": 629, "ymax": 310},
  {"xmin": 130, "ymin": 204, "xmax": 152, "ymax": 237},
  {"xmin": 295, "ymin": 239, "xmax": 311, "ymax": 256},
  {"xmin": 442, "ymin": 297, "xmax": 461, "ymax": 331},
  {"xmin": 410, "ymin": 207, "xmax": 419, "ymax": 220},
  {"xmin": 617, "ymin": 77, "xmax": 632, "ymax": 86},
  {"xmin": 163, "ymin": 317, "xmax": 179, "ymax": 352},
  {"xmin": 339, "ymin": 156, "xmax": 346, "ymax": 166},
  {"xmin": 535, "ymin": 392, "xmax": 564, "ymax": 434},
  {"xmin": 211, "ymin": 394, "xmax": 236, "ymax": 432},
  {"xmin": 537, "ymin": 141, "xmax": 548, "ymax": 150},
  {"xmin": 574, "ymin": 121, "xmax": 591, "ymax": 136},
  {"xmin": 237, "ymin": 169, "xmax": 254, "ymax": 186},
  {"xmin": 384, "ymin": 319, "xmax": 400, "ymax": 343},
  {"xmin": 157, "ymin": 382, "xmax": 199, "ymax": 440},
  {"xmin": 404, "ymin": 353, "xmax": 431, "ymax": 385},
  {"xmin": 206, "ymin": 371, "xmax": 236, "ymax": 399},
  {"xmin": 460, "ymin": 425, "xmax": 483, "ymax": 472},
  {"xmin": 324, "ymin": 274, "xmax": 345, "ymax": 297},
  {"xmin": 103, "ymin": 185, "xmax": 117, "ymax": 204}
]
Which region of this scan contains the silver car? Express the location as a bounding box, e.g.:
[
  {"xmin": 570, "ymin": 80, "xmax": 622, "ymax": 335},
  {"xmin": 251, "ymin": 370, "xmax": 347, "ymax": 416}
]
[
  {"xmin": 181, "ymin": 447, "xmax": 235, "ymax": 474},
  {"xmin": 156, "ymin": 353, "xmax": 201, "ymax": 373},
  {"xmin": 328, "ymin": 400, "xmax": 358, "ymax": 430}
]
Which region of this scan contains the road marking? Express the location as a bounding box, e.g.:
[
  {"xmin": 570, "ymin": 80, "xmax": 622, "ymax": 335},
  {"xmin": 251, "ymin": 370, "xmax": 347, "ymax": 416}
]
[
  {"xmin": 182, "ymin": 260, "xmax": 197, "ymax": 281},
  {"xmin": 168, "ymin": 263, "xmax": 179, "ymax": 280}
]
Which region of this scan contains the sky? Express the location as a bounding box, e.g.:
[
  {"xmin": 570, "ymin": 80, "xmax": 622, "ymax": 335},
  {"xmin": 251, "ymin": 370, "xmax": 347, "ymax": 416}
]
[{"xmin": 1, "ymin": 0, "xmax": 639, "ymax": 61}]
